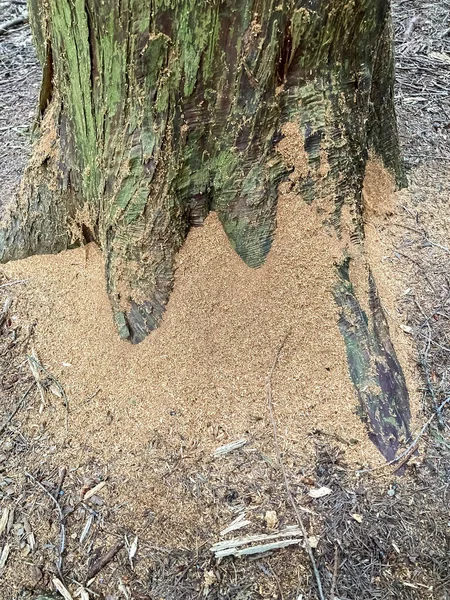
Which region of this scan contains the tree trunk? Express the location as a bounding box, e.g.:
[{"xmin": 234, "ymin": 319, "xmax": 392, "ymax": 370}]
[{"xmin": 0, "ymin": 0, "xmax": 411, "ymax": 460}]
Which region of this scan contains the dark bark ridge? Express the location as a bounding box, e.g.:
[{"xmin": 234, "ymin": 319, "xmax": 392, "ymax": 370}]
[{"xmin": 0, "ymin": 1, "xmax": 411, "ymax": 460}]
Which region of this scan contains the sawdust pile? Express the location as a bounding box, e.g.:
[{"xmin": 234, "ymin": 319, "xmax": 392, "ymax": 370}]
[{"xmin": 1, "ymin": 164, "xmax": 418, "ymax": 540}]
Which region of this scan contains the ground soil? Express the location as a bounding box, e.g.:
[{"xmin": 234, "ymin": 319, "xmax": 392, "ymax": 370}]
[{"xmin": 1, "ymin": 1, "xmax": 450, "ymax": 599}]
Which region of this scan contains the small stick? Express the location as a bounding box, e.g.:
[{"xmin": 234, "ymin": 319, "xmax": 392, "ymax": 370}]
[
  {"xmin": 0, "ymin": 279, "xmax": 27, "ymax": 289},
  {"xmin": 329, "ymin": 544, "xmax": 339, "ymax": 600},
  {"xmin": 358, "ymin": 397, "xmax": 450, "ymax": 474},
  {"xmin": 86, "ymin": 539, "xmax": 125, "ymax": 582},
  {"xmin": 54, "ymin": 467, "xmax": 67, "ymax": 501},
  {"xmin": 0, "ymin": 381, "xmax": 35, "ymax": 435},
  {"xmin": 28, "ymin": 354, "xmax": 46, "ymax": 412},
  {"xmin": 25, "ymin": 471, "xmax": 66, "ymax": 577},
  {"xmin": 266, "ymin": 331, "xmax": 325, "ymax": 600},
  {"xmin": 0, "ymin": 297, "xmax": 12, "ymax": 329},
  {"xmin": 28, "ymin": 355, "xmax": 69, "ymax": 430}
]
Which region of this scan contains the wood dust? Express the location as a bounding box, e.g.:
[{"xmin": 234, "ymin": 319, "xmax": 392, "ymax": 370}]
[{"xmin": 1, "ymin": 171, "xmax": 417, "ymax": 541}]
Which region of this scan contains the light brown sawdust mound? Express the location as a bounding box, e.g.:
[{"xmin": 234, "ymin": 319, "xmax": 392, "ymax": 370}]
[{"xmin": 2, "ymin": 174, "xmax": 416, "ymax": 540}]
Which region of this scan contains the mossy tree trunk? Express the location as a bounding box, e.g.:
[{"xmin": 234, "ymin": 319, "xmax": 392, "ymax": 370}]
[{"xmin": 0, "ymin": 0, "xmax": 411, "ymax": 461}]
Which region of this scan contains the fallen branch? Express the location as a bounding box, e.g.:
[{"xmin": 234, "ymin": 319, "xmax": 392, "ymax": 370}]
[
  {"xmin": 266, "ymin": 331, "xmax": 325, "ymax": 600},
  {"xmin": 25, "ymin": 471, "xmax": 66, "ymax": 577},
  {"xmin": 85, "ymin": 538, "xmax": 124, "ymax": 583},
  {"xmin": 0, "ymin": 14, "xmax": 28, "ymax": 35}
]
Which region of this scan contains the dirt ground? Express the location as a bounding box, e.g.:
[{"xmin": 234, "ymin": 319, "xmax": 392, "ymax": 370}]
[{"xmin": 1, "ymin": 1, "xmax": 450, "ymax": 599}]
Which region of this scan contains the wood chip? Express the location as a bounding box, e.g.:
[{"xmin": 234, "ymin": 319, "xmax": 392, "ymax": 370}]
[
  {"xmin": 0, "ymin": 508, "xmax": 9, "ymax": 536},
  {"xmin": 264, "ymin": 510, "xmax": 278, "ymax": 530},
  {"xmin": 53, "ymin": 577, "xmax": 74, "ymax": 600},
  {"xmin": 211, "ymin": 526, "xmax": 303, "ymax": 558},
  {"xmin": 0, "ymin": 543, "xmax": 10, "ymax": 569},
  {"xmin": 308, "ymin": 487, "xmax": 332, "ymax": 499},
  {"xmin": 83, "ymin": 481, "xmax": 106, "ymax": 500},
  {"xmin": 352, "ymin": 513, "xmax": 363, "ymax": 523},
  {"xmin": 50, "ymin": 383, "xmax": 63, "ymax": 398},
  {"xmin": 23, "ymin": 515, "xmax": 35, "ymax": 551},
  {"xmin": 219, "ymin": 538, "xmax": 302, "ymax": 557},
  {"xmin": 79, "ymin": 515, "xmax": 94, "ymax": 545},
  {"xmin": 220, "ymin": 513, "xmax": 251, "ymax": 536},
  {"xmin": 213, "ymin": 439, "xmax": 247, "ymax": 457},
  {"xmin": 128, "ymin": 535, "xmax": 138, "ymax": 568}
]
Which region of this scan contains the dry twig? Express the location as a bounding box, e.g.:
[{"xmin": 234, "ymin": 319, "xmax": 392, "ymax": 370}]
[
  {"xmin": 266, "ymin": 331, "xmax": 325, "ymax": 600},
  {"xmin": 54, "ymin": 467, "xmax": 67, "ymax": 501},
  {"xmin": 0, "ymin": 279, "xmax": 27, "ymax": 289},
  {"xmin": 27, "ymin": 354, "xmax": 69, "ymax": 429},
  {"xmin": 0, "ymin": 381, "xmax": 35, "ymax": 436},
  {"xmin": 85, "ymin": 538, "xmax": 124, "ymax": 582},
  {"xmin": 25, "ymin": 471, "xmax": 66, "ymax": 577},
  {"xmin": 0, "ymin": 297, "xmax": 12, "ymax": 329},
  {"xmin": 329, "ymin": 544, "xmax": 339, "ymax": 600}
]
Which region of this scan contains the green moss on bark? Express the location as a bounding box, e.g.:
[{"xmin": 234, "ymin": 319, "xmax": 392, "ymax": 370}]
[{"xmin": 7, "ymin": 0, "xmax": 403, "ymax": 342}]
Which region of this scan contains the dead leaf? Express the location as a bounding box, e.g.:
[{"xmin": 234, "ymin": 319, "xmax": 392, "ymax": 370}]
[{"xmin": 352, "ymin": 513, "xmax": 363, "ymax": 523}]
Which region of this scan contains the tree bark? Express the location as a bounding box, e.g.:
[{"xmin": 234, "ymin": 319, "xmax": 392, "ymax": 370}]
[{"xmin": 0, "ymin": 0, "xmax": 411, "ymax": 460}]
